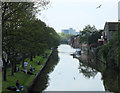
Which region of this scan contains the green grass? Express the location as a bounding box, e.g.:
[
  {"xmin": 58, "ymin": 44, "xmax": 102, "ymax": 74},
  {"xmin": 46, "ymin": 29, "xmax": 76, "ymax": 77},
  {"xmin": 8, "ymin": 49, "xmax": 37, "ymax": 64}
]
[{"xmin": 2, "ymin": 49, "xmax": 52, "ymax": 92}]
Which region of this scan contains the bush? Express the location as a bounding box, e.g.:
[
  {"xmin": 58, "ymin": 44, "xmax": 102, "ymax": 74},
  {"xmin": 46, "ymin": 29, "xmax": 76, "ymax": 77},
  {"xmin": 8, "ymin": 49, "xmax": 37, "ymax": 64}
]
[{"xmin": 95, "ymin": 31, "xmax": 120, "ymax": 69}]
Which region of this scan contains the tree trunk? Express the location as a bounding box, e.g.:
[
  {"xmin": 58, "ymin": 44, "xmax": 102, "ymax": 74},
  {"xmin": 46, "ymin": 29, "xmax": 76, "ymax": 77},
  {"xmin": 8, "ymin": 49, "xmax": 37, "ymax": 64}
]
[
  {"xmin": 2, "ymin": 58, "xmax": 7, "ymax": 81},
  {"xmin": 14, "ymin": 53, "xmax": 17, "ymax": 72},
  {"xmin": 30, "ymin": 55, "xmax": 33, "ymax": 61},
  {"xmin": 11, "ymin": 63, "xmax": 14, "ymax": 76},
  {"xmin": 14, "ymin": 62, "xmax": 16, "ymax": 72},
  {"xmin": 22, "ymin": 54, "xmax": 25, "ymax": 68},
  {"xmin": 34, "ymin": 55, "xmax": 35, "ymax": 58},
  {"xmin": 4, "ymin": 63, "xmax": 7, "ymax": 81},
  {"xmin": 22, "ymin": 59, "xmax": 24, "ymax": 68}
]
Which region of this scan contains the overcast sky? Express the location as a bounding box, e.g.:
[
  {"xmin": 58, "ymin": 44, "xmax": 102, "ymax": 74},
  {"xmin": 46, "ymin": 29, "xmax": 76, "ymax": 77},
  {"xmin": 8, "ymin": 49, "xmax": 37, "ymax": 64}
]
[{"xmin": 36, "ymin": 0, "xmax": 119, "ymax": 33}]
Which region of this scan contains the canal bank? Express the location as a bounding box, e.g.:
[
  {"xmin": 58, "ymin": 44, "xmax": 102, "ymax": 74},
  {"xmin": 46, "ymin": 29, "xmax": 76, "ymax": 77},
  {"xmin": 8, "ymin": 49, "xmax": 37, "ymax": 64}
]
[
  {"xmin": 77, "ymin": 45, "xmax": 120, "ymax": 93},
  {"xmin": 2, "ymin": 49, "xmax": 53, "ymax": 93},
  {"xmin": 28, "ymin": 44, "xmax": 105, "ymax": 92},
  {"xmin": 27, "ymin": 49, "xmax": 53, "ymax": 91},
  {"xmin": 27, "ymin": 49, "xmax": 59, "ymax": 93}
]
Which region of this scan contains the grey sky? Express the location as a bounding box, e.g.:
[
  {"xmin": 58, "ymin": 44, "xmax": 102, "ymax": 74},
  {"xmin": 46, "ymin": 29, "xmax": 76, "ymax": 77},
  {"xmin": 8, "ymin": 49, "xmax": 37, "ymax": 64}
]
[{"xmin": 37, "ymin": 0, "xmax": 119, "ymax": 33}]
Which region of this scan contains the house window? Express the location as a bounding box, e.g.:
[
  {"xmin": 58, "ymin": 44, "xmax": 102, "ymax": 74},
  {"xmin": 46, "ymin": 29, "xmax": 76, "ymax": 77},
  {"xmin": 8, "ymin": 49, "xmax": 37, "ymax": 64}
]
[{"xmin": 110, "ymin": 31, "xmax": 114, "ymax": 39}]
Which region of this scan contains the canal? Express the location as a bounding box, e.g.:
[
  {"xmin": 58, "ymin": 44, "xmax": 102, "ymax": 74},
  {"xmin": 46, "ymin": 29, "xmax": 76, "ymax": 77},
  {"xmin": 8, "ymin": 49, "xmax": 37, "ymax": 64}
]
[{"xmin": 28, "ymin": 44, "xmax": 105, "ymax": 92}]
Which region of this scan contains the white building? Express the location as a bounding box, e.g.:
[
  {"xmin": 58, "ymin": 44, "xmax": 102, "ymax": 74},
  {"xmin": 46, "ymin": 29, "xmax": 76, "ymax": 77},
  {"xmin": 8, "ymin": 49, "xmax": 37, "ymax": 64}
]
[
  {"xmin": 62, "ymin": 28, "xmax": 78, "ymax": 35},
  {"xmin": 118, "ymin": 1, "xmax": 120, "ymax": 21},
  {"xmin": 69, "ymin": 28, "xmax": 76, "ymax": 35}
]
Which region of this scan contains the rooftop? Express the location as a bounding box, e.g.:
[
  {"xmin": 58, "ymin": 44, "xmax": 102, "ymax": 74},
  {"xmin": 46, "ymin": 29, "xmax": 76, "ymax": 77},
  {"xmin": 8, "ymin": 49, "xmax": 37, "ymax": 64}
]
[{"xmin": 104, "ymin": 22, "xmax": 120, "ymax": 31}]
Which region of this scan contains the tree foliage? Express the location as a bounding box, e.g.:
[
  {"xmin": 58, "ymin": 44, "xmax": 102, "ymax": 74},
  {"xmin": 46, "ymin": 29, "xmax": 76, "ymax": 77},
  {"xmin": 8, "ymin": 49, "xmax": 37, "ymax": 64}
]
[
  {"xmin": 96, "ymin": 30, "xmax": 120, "ymax": 69},
  {"xmin": 79, "ymin": 25, "xmax": 98, "ymax": 44},
  {"xmin": 59, "ymin": 32, "xmax": 73, "ymax": 43},
  {"xmin": 2, "ymin": 2, "xmax": 60, "ymax": 81},
  {"xmin": 88, "ymin": 31, "xmax": 101, "ymax": 44}
]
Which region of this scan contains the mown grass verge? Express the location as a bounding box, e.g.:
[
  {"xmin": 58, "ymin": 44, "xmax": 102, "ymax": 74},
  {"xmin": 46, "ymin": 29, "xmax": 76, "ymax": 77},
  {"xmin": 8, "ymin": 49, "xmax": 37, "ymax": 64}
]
[{"xmin": 2, "ymin": 49, "xmax": 52, "ymax": 92}]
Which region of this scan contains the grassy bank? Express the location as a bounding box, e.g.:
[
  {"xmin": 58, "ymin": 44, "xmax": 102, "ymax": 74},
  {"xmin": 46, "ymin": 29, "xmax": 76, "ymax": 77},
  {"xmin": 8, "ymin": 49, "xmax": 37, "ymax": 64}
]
[{"xmin": 2, "ymin": 49, "xmax": 52, "ymax": 92}]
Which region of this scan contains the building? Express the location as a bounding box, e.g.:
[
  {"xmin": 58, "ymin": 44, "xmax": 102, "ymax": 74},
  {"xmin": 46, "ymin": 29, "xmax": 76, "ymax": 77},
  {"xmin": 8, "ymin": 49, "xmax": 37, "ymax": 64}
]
[
  {"xmin": 97, "ymin": 30, "xmax": 105, "ymax": 45},
  {"xmin": 68, "ymin": 35, "xmax": 80, "ymax": 48},
  {"xmin": 62, "ymin": 28, "xmax": 78, "ymax": 35},
  {"xmin": 62, "ymin": 29, "xmax": 69, "ymax": 34},
  {"xmin": 118, "ymin": 1, "xmax": 120, "ymax": 21},
  {"xmin": 104, "ymin": 22, "xmax": 119, "ymax": 41}
]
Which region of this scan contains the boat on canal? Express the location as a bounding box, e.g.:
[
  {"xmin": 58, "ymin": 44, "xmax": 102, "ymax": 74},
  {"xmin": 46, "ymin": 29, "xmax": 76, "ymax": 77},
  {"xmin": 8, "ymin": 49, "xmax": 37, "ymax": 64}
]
[{"xmin": 73, "ymin": 48, "xmax": 81, "ymax": 58}]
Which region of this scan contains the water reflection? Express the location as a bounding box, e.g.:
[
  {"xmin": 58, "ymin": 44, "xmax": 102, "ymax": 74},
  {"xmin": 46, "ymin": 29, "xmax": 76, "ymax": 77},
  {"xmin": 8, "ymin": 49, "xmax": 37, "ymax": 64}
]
[
  {"xmin": 79, "ymin": 48, "xmax": 120, "ymax": 93},
  {"xmin": 78, "ymin": 62, "xmax": 97, "ymax": 79},
  {"xmin": 44, "ymin": 44, "xmax": 104, "ymax": 91},
  {"xmin": 28, "ymin": 44, "xmax": 104, "ymax": 92},
  {"xmin": 28, "ymin": 49, "xmax": 59, "ymax": 93}
]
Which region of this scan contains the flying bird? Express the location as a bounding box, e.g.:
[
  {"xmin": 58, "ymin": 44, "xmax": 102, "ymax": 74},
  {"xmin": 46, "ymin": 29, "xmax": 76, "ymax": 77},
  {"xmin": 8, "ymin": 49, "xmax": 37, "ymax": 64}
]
[
  {"xmin": 73, "ymin": 77, "xmax": 75, "ymax": 80},
  {"xmin": 96, "ymin": 4, "xmax": 102, "ymax": 9}
]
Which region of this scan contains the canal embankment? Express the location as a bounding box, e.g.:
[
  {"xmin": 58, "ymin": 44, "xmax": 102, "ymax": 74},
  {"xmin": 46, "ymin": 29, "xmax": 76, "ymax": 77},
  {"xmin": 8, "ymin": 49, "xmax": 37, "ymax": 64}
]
[
  {"xmin": 27, "ymin": 49, "xmax": 59, "ymax": 92},
  {"xmin": 28, "ymin": 49, "xmax": 53, "ymax": 90},
  {"xmin": 77, "ymin": 45, "xmax": 120, "ymax": 93}
]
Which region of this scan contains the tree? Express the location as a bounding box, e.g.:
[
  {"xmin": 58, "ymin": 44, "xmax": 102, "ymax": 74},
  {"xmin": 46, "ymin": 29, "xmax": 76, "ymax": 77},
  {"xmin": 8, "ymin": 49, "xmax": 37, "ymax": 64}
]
[
  {"xmin": 2, "ymin": 1, "xmax": 50, "ymax": 80},
  {"xmin": 79, "ymin": 25, "xmax": 98, "ymax": 44},
  {"xmin": 88, "ymin": 31, "xmax": 101, "ymax": 44},
  {"xmin": 2, "ymin": 2, "xmax": 37, "ymax": 76},
  {"xmin": 2, "ymin": 1, "xmax": 60, "ymax": 82}
]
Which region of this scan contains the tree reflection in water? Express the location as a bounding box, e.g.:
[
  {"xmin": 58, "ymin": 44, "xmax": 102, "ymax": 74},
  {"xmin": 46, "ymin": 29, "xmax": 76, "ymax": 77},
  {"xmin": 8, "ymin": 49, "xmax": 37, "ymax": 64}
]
[
  {"xmin": 28, "ymin": 49, "xmax": 59, "ymax": 93},
  {"xmin": 79, "ymin": 59, "xmax": 120, "ymax": 93},
  {"xmin": 78, "ymin": 61, "xmax": 98, "ymax": 79}
]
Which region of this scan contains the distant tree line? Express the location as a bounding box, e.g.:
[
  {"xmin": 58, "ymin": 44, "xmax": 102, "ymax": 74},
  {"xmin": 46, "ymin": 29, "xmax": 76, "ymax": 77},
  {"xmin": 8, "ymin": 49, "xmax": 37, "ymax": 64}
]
[
  {"xmin": 2, "ymin": 2, "xmax": 60, "ymax": 81},
  {"xmin": 59, "ymin": 32, "xmax": 74, "ymax": 44}
]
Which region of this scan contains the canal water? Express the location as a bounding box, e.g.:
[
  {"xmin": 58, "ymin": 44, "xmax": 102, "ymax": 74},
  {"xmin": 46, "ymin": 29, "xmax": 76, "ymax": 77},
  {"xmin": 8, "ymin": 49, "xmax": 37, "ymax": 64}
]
[{"xmin": 29, "ymin": 44, "xmax": 105, "ymax": 92}]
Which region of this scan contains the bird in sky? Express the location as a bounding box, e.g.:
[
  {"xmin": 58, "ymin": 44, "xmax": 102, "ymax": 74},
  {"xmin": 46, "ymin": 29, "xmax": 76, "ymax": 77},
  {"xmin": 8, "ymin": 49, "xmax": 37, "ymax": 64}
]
[
  {"xmin": 96, "ymin": 4, "xmax": 102, "ymax": 9},
  {"xmin": 73, "ymin": 77, "xmax": 75, "ymax": 80}
]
